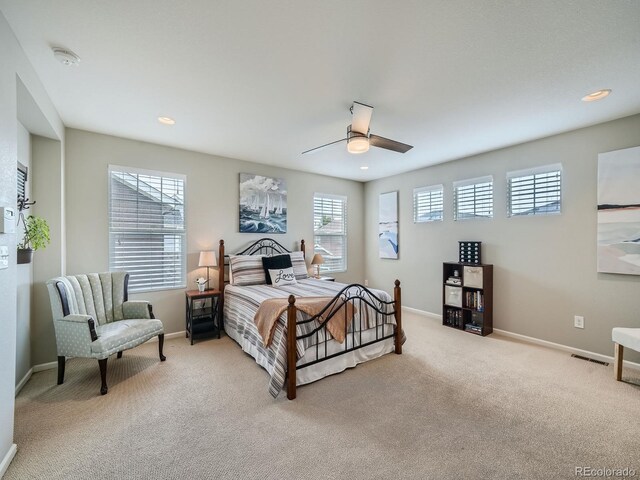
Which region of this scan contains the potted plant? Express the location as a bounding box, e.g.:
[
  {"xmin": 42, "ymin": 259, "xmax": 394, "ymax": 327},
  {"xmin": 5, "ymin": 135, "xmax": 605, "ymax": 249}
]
[{"xmin": 17, "ymin": 215, "xmax": 50, "ymax": 264}]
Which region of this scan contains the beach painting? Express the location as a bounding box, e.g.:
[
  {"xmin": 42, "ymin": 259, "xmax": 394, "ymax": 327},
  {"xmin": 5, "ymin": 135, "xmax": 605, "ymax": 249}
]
[
  {"xmin": 239, "ymin": 174, "xmax": 287, "ymax": 234},
  {"xmin": 379, "ymin": 191, "xmax": 399, "ymax": 259},
  {"xmin": 597, "ymin": 145, "xmax": 640, "ymax": 275}
]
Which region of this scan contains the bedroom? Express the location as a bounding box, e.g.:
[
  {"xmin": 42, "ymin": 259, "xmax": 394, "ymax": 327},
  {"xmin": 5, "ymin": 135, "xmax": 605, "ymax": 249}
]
[{"xmin": 1, "ymin": 1, "xmax": 640, "ymax": 479}]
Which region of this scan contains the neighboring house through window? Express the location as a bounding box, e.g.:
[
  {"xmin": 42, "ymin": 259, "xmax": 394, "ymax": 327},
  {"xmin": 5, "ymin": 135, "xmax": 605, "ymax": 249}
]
[
  {"xmin": 413, "ymin": 184, "xmax": 444, "ymax": 222},
  {"xmin": 507, "ymin": 164, "xmax": 562, "ymax": 217},
  {"xmin": 108, "ymin": 166, "xmax": 186, "ymax": 292},
  {"xmin": 453, "ymin": 176, "xmax": 493, "ymax": 220},
  {"xmin": 313, "ymin": 193, "xmax": 347, "ymax": 273}
]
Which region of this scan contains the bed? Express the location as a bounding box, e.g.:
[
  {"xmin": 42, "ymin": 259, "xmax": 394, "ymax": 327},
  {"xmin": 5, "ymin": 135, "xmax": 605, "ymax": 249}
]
[{"xmin": 218, "ymin": 238, "xmax": 403, "ymax": 399}]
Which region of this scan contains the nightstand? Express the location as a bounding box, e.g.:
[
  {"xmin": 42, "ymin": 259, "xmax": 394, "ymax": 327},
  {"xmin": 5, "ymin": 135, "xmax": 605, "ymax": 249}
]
[
  {"xmin": 318, "ymin": 276, "xmax": 335, "ymax": 281},
  {"xmin": 185, "ymin": 289, "xmax": 221, "ymax": 345}
]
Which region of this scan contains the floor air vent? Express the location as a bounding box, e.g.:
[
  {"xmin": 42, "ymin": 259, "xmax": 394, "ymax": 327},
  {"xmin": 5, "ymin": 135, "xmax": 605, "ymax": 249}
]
[{"xmin": 571, "ymin": 354, "xmax": 609, "ymax": 366}]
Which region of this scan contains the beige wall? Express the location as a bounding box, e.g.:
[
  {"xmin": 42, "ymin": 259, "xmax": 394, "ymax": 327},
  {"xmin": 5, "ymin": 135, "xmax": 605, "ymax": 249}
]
[
  {"xmin": 62, "ymin": 128, "xmax": 365, "ymax": 344},
  {"xmin": 0, "ymin": 12, "xmax": 64, "ymax": 473},
  {"xmin": 15, "ymin": 123, "xmax": 31, "ymax": 387},
  {"xmin": 365, "ymin": 114, "xmax": 640, "ymax": 361}
]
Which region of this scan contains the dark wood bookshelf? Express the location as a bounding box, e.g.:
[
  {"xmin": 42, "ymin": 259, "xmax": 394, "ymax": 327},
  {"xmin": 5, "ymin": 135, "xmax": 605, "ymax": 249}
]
[{"xmin": 442, "ymin": 262, "xmax": 493, "ymax": 336}]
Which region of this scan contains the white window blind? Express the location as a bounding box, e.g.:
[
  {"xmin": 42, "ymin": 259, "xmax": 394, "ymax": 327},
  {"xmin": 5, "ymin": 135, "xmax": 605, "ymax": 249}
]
[
  {"xmin": 507, "ymin": 164, "xmax": 562, "ymax": 217},
  {"xmin": 17, "ymin": 162, "xmax": 27, "ymax": 200},
  {"xmin": 313, "ymin": 193, "xmax": 347, "ymax": 273},
  {"xmin": 413, "ymin": 184, "xmax": 444, "ymax": 223},
  {"xmin": 109, "ymin": 166, "xmax": 186, "ymax": 292},
  {"xmin": 453, "ymin": 176, "xmax": 493, "ymax": 220}
]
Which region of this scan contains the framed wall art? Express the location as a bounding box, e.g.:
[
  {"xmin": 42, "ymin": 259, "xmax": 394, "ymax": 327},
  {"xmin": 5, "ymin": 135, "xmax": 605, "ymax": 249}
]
[
  {"xmin": 239, "ymin": 174, "xmax": 287, "ymax": 234},
  {"xmin": 597, "ymin": 145, "xmax": 640, "ymax": 275},
  {"xmin": 379, "ymin": 191, "xmax": 398, "ymax": 259}
]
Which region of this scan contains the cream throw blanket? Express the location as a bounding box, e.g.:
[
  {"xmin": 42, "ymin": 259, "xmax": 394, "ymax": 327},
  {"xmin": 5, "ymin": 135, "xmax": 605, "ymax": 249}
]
[{"xmin": 254, "ymin": 296, "xmax": 356, "ymax": 347}]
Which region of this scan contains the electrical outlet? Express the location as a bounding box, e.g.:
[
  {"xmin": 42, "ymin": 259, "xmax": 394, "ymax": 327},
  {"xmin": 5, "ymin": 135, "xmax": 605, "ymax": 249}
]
[
  {"xmin": 364, "ymin": 279, "xmax": 369, "ymax": 287},
  {"xmin": 574, "ymin": 315, "xmax": 584, "ymax": 329}
]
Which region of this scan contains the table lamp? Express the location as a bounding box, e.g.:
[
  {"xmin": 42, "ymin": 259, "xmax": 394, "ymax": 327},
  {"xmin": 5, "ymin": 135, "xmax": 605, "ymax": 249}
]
[
  {"xmin": 311, "ymin": 254, "xmax": 324, "ymax": 279},
  {"xmin": 198, "ymin": 250, "xmax": 218, "ymax": 288}
]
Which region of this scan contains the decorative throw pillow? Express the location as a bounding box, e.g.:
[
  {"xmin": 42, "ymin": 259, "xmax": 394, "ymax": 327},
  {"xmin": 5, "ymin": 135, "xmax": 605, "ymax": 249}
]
[
  {"xmin": 229, "ymin": 255, "xmax": 266, "ymax": 286},
  {"xmin": 269, "ymin": 267, "xmax": 298, "ymax": 287},
  {"xmin": 262, "ymin": 254, "xmax": 293, "ymax": 285},
  {"xmin": 289, "ymin": 251, "xmax": 309, "ymax": 280}
]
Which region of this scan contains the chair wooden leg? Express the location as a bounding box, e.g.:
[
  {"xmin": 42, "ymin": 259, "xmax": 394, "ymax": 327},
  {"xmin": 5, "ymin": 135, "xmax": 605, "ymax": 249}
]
[
  {"xmin": 98, "ymin": 358, "xmax": 108, "ymax": 395},
  {"xmin": 117, "ymin": 351, "xmax": 123, "ymax": 359},
  {"xmin": 158, "ymin": 334, "xmax": 166, "ymax": 361},
  {"xmin": 614, "ymin": 343, "xmax": 624, "ymax": 381},
  {"xmin": 57, "ymin": 356, "xmax": 65, "ymax": 385}
]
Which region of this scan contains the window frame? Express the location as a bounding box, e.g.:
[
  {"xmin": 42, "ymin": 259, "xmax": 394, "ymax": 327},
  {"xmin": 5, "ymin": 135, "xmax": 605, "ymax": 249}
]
[
  {"xmin": 507, "ymin": 164, "xmax": 562, "ymax": 218},
  {"xmin": 108, "ymin": 165, "xmax": 187, "ymax": 293},
  {"xmin": 313, "ymin": 193, "xmax": 348, "ymax": 274},
  {"xmin": 453, "ymin": 175, "xmax": 494, "ymax": 221},
  {"xmin": 413, "ymin": 184, "xmax": 444, "ymax": 223}
]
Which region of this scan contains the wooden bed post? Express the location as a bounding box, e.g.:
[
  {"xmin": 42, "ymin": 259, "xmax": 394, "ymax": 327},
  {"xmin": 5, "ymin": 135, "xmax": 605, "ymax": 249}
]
[
  {"xmin": 300, "ymin": 239, "xmax": 305, "ymax": 258},
  {"xmin": 287, "ymin": 294, "xmax": 297, "ymax": 400},
  {"xmin": 394, "ymin": 279, "xmax": 402, "ymax": 355},
  {"xmin": 218, "ymin": 240, "xmax": 225, "ymax": 318},
  {"xmin": 218, "ymin": 240, "xmax": 225, "ymax": 291}
]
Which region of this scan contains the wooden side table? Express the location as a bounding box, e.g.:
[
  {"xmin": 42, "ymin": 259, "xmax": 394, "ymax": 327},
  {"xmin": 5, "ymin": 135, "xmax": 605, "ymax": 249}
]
[{"xmin": 185, "ymin": 289, "xmax": 221, "ymax": 345}]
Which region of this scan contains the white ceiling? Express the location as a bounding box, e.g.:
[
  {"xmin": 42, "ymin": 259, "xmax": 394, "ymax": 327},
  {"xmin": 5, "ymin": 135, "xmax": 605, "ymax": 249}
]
[{"xmin": 2, "ymin": 1, "xmax": 640, "ymax": 181}]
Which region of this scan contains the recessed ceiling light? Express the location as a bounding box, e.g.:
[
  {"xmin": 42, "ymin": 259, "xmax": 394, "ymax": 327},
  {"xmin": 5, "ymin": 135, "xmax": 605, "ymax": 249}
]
[
  {"xmin": 158, "ymin": 116, "xmax": 176, "ymax": 125},
  {"xmin": 581, "ymin": 89, "xmax": 611, "ymax": 102},
  {"xmin": 360, "ymin": 166, "xmax": 369, "ymax": 170},
  {"xmin": 52, "ymin": 47, "xmax": 81, "ymax": 66}
]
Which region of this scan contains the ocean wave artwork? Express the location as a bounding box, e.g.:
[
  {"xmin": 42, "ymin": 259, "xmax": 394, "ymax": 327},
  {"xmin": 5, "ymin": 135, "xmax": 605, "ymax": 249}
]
[
  {"xmin": 379, "ymin": 191, "xmax": 399, "ymax": 259},
  {"xmin": 239, "ymin": 173, "xmax": 287, "ymax": 234},
  {"xmin": 597, "ymin": 146, "xmax": 640, "ymax": 275}
]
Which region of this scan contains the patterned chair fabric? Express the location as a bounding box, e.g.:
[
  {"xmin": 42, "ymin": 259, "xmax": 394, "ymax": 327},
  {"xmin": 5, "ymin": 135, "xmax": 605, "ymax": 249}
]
[{"xmin": 47, "ymin": 272, "xmax": 165, "ymax": 394}]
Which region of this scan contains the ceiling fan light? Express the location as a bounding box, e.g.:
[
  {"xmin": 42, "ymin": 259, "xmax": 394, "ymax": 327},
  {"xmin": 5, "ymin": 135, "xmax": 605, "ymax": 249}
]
[{"xmin": 347, "ymin": 136, "xmax": 370, "ymax": 154}]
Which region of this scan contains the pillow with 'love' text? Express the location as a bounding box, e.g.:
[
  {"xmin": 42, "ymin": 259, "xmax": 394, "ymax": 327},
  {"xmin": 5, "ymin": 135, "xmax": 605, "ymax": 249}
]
[{"xmin": 268, "ymin": 267, "xmax": 298, "ymax": 287}]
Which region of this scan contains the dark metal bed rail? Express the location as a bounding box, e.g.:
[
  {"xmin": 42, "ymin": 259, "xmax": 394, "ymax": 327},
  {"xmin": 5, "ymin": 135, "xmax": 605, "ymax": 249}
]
[{"xmin": 287, "ymin": 279, "xmax": 402, "ymax": 400}]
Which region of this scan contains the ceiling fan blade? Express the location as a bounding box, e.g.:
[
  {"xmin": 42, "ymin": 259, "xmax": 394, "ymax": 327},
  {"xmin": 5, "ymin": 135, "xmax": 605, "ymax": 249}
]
[
  {"xmin": 351, "ymin": 101, "xmax": 373, "ymax": 135},
  {"xmin": 302, "ymin": 138, "xmax": 347, "ymax": 155},
  {"xmin": 369, "ymin": 134, "xmax": 413, "ymax": 153}
]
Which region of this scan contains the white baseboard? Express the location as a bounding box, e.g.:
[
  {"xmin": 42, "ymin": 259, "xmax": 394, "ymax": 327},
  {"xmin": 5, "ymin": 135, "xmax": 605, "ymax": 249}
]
[
  {"xmin": 32, "ymin": 361, "xmax": 57, "ymax": 373},
  {"xmin": 146, "ymin": 330, "xmax": 185, "ymax": 343},
  {"xmin": 15, "ymin": 369, "xmax": 33, "ymax": 396},
  {"xmin": 402, "ymin": 306, "xmax": 640, "ymax": 371},
  {"xmin": 0, "ymin": 444, "xmax": 17, "ymax": 479}
]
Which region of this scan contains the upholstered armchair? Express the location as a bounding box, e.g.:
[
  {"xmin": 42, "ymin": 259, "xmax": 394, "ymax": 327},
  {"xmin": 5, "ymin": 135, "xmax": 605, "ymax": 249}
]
[{"xmin": 47, "ymin": 272, "xmax": 166, "ymax": 395}]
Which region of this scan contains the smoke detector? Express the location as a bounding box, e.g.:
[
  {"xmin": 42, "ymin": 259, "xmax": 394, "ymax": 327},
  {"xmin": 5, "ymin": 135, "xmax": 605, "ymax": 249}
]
[{"xmin": 52, "ymin": 47, "xmax": 81, "ymax": 66}]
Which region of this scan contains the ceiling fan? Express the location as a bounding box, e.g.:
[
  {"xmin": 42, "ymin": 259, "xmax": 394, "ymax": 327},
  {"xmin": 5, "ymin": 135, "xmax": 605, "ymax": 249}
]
[{"xmin": 302, "ymin": 101, "xmax": 413, "ymax": 155}]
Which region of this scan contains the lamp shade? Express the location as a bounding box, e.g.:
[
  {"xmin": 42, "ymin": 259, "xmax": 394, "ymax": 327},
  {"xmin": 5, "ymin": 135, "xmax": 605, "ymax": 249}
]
[
  {"xmin": 311, "ymin": 254, "xmax": 325, "ymax": 265},
  {"xmin": 198, "ymin": 250, "xmax": 217, "ymax": 267}
]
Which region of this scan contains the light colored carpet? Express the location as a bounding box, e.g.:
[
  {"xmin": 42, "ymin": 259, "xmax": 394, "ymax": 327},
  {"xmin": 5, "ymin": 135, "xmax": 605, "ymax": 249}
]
[{"xmin": 6, "ymin": 312, "xmax": 640, "ymax": 480}]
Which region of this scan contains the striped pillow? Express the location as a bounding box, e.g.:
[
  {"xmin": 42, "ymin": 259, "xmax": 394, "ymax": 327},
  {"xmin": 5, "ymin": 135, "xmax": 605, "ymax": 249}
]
[
  {"xmin": 229, "ymin": 255, "xmax": 266, "ymax": 286},
  {"xmin": 289, "ymin": 251, "xmax": 309, "ymax": 280}
]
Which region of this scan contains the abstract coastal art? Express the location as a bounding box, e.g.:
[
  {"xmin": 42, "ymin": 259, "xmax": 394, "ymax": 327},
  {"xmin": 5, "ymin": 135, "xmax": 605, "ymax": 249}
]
[
  {"xmin": 239, "ymin": 174, "xmax": 287, "ymax": 234},
  {"xmin": 379, "ymin": 191, "xmax": 399, "ymax": 259},
  {"xmin": 597, "ymin": 145, "xmax": 640, "ymax": 275}
]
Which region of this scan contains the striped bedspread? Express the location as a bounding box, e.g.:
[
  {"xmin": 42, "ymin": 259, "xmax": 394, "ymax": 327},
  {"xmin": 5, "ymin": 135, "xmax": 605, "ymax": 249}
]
[{"xmin": 223, "ymin": 278, "xmax": 396, "ymax": 397}]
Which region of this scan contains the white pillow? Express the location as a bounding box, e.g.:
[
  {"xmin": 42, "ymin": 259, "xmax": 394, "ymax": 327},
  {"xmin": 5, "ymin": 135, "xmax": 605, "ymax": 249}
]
[
  {"xmin": 289, "ymin": 251, "xmax": 308, "ymax": 280},
  {"xmin": 268, "ymin": 267, "xmax": 298, "ymax": 287},
  {"xmin": 229, "ymin": 254, "xmax": 266, "ymax": 286}
]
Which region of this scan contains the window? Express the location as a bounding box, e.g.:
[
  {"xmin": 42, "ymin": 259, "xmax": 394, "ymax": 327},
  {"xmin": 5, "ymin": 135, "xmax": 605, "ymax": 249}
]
[
  {"xmin": 313, "ymin": 193, "xmax": 347, "ymax": 273},
  {"xmin": 507, "ymin": 164, "xmax": 562, "ymax": 217},
  {"xmin": 413, "ymin": 184, "xmax": 444, "ymax": 222},
  {"xmin": 109, "ymin": 166, "xmax": 186, "ymax": 292},
  {"xmin": 17, "ymin": 162, "xmax": 28, "ymax": 202},
  {"xmin": 453, "ymin": 176, "xmax": 493, "ymax": 220}
]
